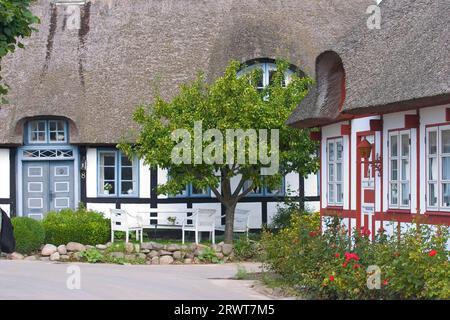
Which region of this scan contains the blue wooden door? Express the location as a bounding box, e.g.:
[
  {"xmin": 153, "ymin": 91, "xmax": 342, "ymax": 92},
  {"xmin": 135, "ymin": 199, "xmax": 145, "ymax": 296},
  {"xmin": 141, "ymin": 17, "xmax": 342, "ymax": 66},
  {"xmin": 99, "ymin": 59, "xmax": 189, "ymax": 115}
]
[{"xmin": 23, "ymin": 161, "xmax": 75, "ymax": 219}]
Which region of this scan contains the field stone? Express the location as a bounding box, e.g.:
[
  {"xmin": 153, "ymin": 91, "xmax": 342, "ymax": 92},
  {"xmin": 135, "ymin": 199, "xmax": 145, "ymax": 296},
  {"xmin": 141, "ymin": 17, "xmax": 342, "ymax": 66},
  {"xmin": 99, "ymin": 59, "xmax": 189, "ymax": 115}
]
[
  {"xmin": 151, "ymin": 242, "xmax": 164, "ymax": 250},
  {"xmin": 96, "ymin": 244, "xmax": 107, "ymax": 250},
  {"xmin": 8, "ymin": 252, "xmax": 24, "ymax": 260},
  {"xmin": 136, "ymin": 253, "xmax": 146, "ymax": 260},
  {"xmin": 134, "ymin": 244, "xmax": 140, "ymax": 253},
  {"xmin": 140, "ymin": 242, "xmax": 153, "ymax": 250},
  {"xmin": 41, "ymin": 244, "xmax": 57, "ymax": 256},
  {"xmin": 85, "ymin": 245, "xmax": 95, "ymax": 250},
  {"xmin": 72, "ymin": 252, "xmax": 83, "ymax": 261},
  {"xmin": 222, "ymin": 244, "xmax": 233, "ymax": 256},
  {"xmin": 184, "ymin": 258, "xmax": 192, "ymax": 264},
  {"xmin": 212, "ymin": 244, "xmax": 222, "ymax": 252},
  {"xmin": 109, "ymin": 252, "xmax": 125, "ymax": 259},
  {"xmin": 24, "ymin": 255, "xmax": 38, "ymax": 261},
  {"xmin": 140, "ymin": 249, "xmax": 150, "ymax": 254},
  {"xmin": 151, "ymin": 256, "xmax": 159, "ymax": 264},
  {"xmin": 60, "ymin": 255, "xmax": 70, "ymax": 261},
  {"xmin": 40, "ymin": 257, "xmax": 50, "ymax": 262},
  {"xmin": 66, "ymin": 242, "xmax": 86, "ymax": 252},
  {"xmin": 216, "ymin": 252, "xmax": 224, "ymax": 259},
  {"xmin": 159, "ymin": 250, "xmax": 173, "ymax": 256},
  {"xmin": 149, "ymin": 250, "xmax": 159, "ymax": 258},
  {"xmin": 159, "ymin": 255, "xmax": 174, "ymax": 265},
  {"xmin": 125, "ymin": 254, "xmax": 136, "ymax": 261},
  {"xmin": 193, "ymin": 257, "xmax": 201, "ymax": 264},
  {"xmin": 173, "ymin": 251, "xmax": 182, "ymax": 260},
  {"xmin": 166, "ymin": 244, "xmax": 180, "ymax": 251},
  {"xmin": 125, "ymin": 243, "xmax": 134, "ymax": 253},
  {"xmin": 50, "ymin": 252, "xmax": 60, "ymax": 261},
  {"xmin": 57, "ymin": 245, "xmax": 67, "ymax": 255}
]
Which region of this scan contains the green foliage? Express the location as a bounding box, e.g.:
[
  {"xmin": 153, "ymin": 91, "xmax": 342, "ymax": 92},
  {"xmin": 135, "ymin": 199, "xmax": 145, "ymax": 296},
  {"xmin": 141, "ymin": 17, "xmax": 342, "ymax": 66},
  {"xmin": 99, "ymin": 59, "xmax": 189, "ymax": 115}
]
[
  {"xmin": 0, "ymin": 0, "xmax": 39, "ymax": 100},
  {"xmin": 198, "ymin": 247, "xmax": 221, "ymax": 264},
  {"xmin": 233, "ymin": 236, "xmax": 260, "ymax": 261},
  {"xmin": 261, "ymin": 214, "xmax": 450, "ymax": 300},
  {"xmin": 235, "ymin": 265, "xmax": 248, "ymax": 280},
  {"xmin": 80, "ymin": 248, "xmax": 104, "ymax": 263},
  {"xmin": 42, "ymin": 208, "xmax": 110, "ymax": 246},
  {"xmin": 119, "ymin": 59, "xmax": 318, "ymax": 242},
  {"xmin": 270, "ymin": 199, "xmax": 312, "ymax": 229},
  {"xmin": 11, "ymin": 217, "xmax": 45, "ymax": 254}
]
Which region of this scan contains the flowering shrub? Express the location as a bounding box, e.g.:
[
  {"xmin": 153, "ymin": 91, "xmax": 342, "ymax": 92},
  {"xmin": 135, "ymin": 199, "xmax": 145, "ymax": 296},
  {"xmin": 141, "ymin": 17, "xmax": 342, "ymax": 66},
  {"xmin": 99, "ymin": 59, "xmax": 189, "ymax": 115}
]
[{"xmin": 261, "ymin": 213, "xmax": 450, "ymax": 299}]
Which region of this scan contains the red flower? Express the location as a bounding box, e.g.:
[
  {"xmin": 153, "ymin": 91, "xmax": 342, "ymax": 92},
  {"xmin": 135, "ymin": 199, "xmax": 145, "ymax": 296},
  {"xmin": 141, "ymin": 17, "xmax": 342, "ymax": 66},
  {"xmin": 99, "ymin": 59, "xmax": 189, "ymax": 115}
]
[
  {"xmin": 361, "ymin": 226, "xmax": 371, "ymax": 237},
  {"xmin": 344, "ymin": 252, "xmax": 360, "ymax": 262},
  {"xmin": 342, "ymin": 262, "xmax": 347, "ymax": 268},
  {"xmin": 428, "ymin": 249, "xmax": 437, "ymax": 257},
  {"xmin": 334, "ymin": 253, "xmax": 340, "ymax": 258},
  {"xmin": 329, "ymin": 275, "xmax": 335, "ymax": 282},
  {"xmin": 309, "ymin": 231, "xmax": 319, "ymax": 237},
  {"xmin": 383, "ymin": 279, "xmax": 389, "ymax": 286},
  {"xmin": 353, "ymin": 264, "xmax": 361, "ymax": 269},
  {"xmin": 377, "ymin": 227, "xmax": 385, "ymax": 233}
]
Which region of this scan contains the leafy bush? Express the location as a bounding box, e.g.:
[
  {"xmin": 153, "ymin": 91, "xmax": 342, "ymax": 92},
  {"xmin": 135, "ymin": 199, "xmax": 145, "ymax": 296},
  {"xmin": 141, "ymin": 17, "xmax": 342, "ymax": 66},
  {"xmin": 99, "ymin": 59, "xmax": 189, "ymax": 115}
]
[
  {"xmin": 80, "ymin": 248, "xmax": 104, "ymax": 263},
  {"xmin": 199, "ymin": 247, "xmax": 221, "ymax": 264},
  {"xmin": 42, "ymin": 208, "xmax": 110, "ymax": 245},
  {"xmin": 262, "ymin": 214, "xmax": 450, "ymax": 299},
  {"xmin": 270, "ymin": 200, "xmax": 312, "ymax": 230},
  {"xmin": 11, "ymin": 217, "xmax": 45, "ymax": 254},
  {"xmin": 233, "ymin": 236, "xmax": 260, "ymax": 261}
]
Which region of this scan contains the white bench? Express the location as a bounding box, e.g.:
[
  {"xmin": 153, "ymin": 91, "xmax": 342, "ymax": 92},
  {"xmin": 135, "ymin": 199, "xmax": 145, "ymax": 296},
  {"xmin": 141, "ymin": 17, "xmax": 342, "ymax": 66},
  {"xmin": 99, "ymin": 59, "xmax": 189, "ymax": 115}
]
[{"xmin": 137, "ymin": 208, "xmax": 217, "ymax": 244}]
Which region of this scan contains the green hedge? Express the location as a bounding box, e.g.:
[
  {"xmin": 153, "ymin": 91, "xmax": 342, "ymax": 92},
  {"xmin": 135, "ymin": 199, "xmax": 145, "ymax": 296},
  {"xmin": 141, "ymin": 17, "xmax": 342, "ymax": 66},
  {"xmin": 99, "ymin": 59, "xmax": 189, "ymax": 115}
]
[
  {"xmin": 262, "ymin": 212, "xmax": 450, "ymax": 300},
  {"xmin": 42, "ymin": 208, "xmax": 110, "ymax": 246},
  {"xmin": 11, "ymin": 217, "xmax": 45, "ymax": 254}
]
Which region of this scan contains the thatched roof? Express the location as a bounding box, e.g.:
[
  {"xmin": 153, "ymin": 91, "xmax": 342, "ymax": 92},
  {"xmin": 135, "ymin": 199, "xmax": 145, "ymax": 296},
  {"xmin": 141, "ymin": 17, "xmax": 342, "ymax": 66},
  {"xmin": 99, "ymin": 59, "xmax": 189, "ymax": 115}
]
[
  {"xmin": 0, "ymin": 0, "xmax": 371, "ymax": 145},
  {"xmin": 288, "ymin": 0, "xmax": 450, "ymax": 128}
]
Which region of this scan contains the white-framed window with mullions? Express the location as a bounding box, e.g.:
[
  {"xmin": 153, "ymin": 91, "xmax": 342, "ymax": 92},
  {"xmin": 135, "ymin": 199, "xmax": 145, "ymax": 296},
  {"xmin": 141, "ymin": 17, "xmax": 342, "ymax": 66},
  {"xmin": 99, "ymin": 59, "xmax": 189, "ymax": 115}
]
[
  {"xmin": 426, "ymin": 125, "xmax": 450, "ymax": 211},
  {"xmin": 97, "ymin": 150, "xmax": 139, "ymax": 197},
  {"xmin": 237, "ymin": 61, "xmax": 295, "ymax": 92},
  {"xmin": 388, "ymin": 130, "xmax": 411, "ymax": 209},
  {"xmin": 327, "ymin": 137, "xmax": 344, "ymax": 206},
  {"xmin": 27, "ymin": 119, "xmax": 68, "ymax": 144}
]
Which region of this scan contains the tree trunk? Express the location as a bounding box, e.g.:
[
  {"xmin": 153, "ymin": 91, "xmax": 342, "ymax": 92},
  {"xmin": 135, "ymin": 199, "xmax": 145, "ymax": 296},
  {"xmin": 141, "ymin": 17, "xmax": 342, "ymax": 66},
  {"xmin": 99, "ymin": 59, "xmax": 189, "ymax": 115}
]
[{"xmin": 224, "ymin": 202, "xmax": 236, "ymax": 244}]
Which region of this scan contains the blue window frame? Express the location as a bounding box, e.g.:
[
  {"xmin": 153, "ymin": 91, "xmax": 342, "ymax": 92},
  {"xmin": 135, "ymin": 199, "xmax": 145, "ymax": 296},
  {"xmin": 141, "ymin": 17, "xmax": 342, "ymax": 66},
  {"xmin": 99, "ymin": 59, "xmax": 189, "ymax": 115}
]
[
  {"xmin": 172, "ymin": 183, "xmax": 211, "ymax": 198},
  {"xmin": 26, "ymin": 120, "xmax": 68, "ymax": 145},
  {"xmin": 97, "ymin": 149, "xmax": 139, "ymax": 197},
  {"xmin": 243, "ymin": 177, "xmax": 286, "ymax": 197}
]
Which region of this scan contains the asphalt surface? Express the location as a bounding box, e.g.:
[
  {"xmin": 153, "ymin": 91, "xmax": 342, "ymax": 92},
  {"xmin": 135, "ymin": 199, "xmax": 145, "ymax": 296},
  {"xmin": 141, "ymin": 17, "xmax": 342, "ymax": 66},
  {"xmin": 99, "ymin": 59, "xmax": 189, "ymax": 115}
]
[{"xmin": 0, "ymin": 261, "xmax": 270, "ymax": 300}]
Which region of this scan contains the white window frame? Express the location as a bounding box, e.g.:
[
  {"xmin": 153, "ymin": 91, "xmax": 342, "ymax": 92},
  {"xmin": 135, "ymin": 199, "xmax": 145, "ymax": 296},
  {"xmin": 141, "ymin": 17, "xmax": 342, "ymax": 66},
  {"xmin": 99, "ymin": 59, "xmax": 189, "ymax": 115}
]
[
  {"xmin": 388, "ymin": 130, "xmax": 411, "ymax": 209},
  {"xmin": 426, "ymin": 125, "xmax": 450, "ymax": 211},
  {"xmin": 327, "ymin": 137, "xmax": 344, "ymax": 206}
]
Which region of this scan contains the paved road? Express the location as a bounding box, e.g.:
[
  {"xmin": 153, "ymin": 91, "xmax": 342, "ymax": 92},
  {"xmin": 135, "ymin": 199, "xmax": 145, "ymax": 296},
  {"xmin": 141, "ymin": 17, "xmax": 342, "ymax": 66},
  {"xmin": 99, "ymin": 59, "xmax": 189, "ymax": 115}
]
[{"xmin": 0, "ymin": 261, "xmax": 269, "ymax": 300}]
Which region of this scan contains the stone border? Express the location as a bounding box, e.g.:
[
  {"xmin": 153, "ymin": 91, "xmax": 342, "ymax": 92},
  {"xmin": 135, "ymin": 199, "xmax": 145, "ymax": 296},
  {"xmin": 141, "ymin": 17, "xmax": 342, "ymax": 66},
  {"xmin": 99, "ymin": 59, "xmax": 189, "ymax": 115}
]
[{"xmin": 2, "ymin": 241, "xmax": 236, "ymax": 265}]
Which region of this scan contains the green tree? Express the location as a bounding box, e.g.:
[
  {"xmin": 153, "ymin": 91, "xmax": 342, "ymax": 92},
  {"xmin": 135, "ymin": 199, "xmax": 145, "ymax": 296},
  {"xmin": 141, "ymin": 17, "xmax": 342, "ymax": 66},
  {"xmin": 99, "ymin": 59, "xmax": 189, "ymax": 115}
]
[
  {"xmin": 0, "ymin": 0, "xmax": 39, "ymax": 102},
  {"xmin": 120, "ymin": 60, "xmax": 318, "ymax": 243}
]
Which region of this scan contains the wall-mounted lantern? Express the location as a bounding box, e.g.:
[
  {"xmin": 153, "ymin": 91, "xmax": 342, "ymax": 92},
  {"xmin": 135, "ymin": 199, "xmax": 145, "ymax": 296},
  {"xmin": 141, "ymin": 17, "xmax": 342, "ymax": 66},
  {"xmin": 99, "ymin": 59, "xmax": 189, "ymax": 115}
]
[{"xmin": 357, "ymin": 137, "xmax": 372, "ymax": 159}]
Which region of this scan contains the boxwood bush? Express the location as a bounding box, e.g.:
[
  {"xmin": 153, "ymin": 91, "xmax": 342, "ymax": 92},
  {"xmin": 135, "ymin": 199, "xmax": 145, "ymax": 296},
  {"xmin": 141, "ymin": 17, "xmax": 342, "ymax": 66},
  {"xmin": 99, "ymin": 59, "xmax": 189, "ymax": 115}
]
[
  {"xmin": 42, "ymin": 208, "xmax": 110, "ymax": 246},
  {"xmin": 11, "ymin": 217, "xmax": 45, "ymax": 254}
]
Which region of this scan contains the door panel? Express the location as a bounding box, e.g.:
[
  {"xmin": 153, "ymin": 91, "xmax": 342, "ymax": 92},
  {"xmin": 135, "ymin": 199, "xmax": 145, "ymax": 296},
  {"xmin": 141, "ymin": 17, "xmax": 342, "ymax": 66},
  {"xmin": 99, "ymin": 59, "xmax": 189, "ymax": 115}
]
[
  {"xmin": 23, "ymin": 162, "xmax": 50, "ymax": 220},
  {"xmin": 23, "ymin": 160, "xmax": 75, "ymax": 219},
  {"xmin": 50, "ymin": 161, "xmax": 74, "ymax": 211}
]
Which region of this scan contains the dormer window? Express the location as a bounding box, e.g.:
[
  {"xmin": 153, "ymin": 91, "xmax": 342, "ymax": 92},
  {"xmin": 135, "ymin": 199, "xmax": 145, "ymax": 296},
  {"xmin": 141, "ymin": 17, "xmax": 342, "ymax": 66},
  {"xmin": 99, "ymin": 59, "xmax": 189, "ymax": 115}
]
[
  {"xmin": 238, "ymin": 61, "xmax": 295, "ymax": 93},
  {"xmin": 27, "ymin": 120, "xmax": 68, "ymax": 144}
]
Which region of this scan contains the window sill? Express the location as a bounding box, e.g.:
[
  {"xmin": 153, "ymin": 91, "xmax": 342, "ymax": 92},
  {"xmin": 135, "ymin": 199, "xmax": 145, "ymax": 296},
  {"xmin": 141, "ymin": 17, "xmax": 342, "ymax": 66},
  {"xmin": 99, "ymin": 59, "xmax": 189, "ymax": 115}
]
[
  {"xmin": 424, "ymin": 211, "xmax": 450, "ymax": 217},
  {"xmin": 325, "ymin": 206, "xmax": 344, "ymax": 210},
  {"xmin": 385, "ymin": 209, "xmax": 411, "ymax": 214}
]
